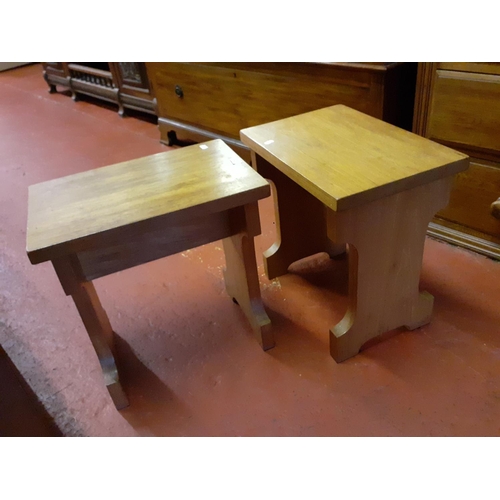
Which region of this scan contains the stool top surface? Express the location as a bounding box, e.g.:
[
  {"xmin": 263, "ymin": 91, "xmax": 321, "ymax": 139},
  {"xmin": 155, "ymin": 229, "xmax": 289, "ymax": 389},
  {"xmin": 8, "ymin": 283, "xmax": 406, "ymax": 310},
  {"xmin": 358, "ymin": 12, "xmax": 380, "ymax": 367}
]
[
  {"xmin": 27, "ymin": 139, "xmax": 269, "ymax": 264},
  {"xmin": 240, "ymin": 105, "xmax": 469, "ymax": 211}
]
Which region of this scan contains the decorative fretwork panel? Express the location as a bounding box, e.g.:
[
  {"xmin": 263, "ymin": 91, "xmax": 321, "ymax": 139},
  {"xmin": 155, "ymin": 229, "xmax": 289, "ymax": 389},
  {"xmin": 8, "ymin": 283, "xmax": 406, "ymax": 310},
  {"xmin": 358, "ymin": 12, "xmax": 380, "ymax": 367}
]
[
  {"xmin": 117, "ymin": 62, "xmax": 148, "ymax": 89},
  {"xmin": 70, "ymin": 69, "xmax": 115, "ymax": 88},
  {"xmin": 118, "ymin": 62, "xmax": 141, "ymax": 83}
]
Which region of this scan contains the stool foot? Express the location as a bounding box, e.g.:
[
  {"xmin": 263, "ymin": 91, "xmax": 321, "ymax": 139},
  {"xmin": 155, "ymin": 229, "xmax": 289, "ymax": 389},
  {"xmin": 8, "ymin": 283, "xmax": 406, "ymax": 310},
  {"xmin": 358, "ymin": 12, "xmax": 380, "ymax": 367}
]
[
  {"xmin": 329, "ymin": 291, "xmax": 433, "ymax": 363},
  {"xmin": 404, "ymin": 291, "xmax": 434, "ymax": 330},
  {"xmin": 329, "ymin": 260, "xmax": 435, "ymax": 363},
  {"xmin": 106, "ymin": 381, "xmax": 129, "ymax": 410},
  {"xmin": 330, "ymin": 324, "xmax": 364, "ymax": 363},
  {"xmin": 223, "ymin": 232, "xmax": 274, "ymax": 351},
  {"xmin": 263, "ymin": 242, "xmax": 294, "ymax": 281},
  {"xmin": 258, "ymin": 322, "xmax": 275, "ymax": 351}
]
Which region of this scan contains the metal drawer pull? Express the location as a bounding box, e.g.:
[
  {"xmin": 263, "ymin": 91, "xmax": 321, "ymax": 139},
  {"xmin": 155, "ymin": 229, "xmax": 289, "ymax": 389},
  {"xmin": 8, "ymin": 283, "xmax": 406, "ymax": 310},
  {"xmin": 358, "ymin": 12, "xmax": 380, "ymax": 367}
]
[{"xmin": 491, "ymin": 198, "xmax": 500, "ymax": 219}]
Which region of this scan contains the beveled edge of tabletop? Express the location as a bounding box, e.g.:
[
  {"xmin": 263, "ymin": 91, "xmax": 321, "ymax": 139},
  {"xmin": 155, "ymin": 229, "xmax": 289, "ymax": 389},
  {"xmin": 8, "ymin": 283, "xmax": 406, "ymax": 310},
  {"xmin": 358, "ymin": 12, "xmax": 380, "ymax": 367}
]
[
  {"xmin": 26, "ymin": 139, "xmax": 271, "ymax": 265},
  {"xmin": 240, "ymin": 105, "xmax": 470, "ymax": 212}
]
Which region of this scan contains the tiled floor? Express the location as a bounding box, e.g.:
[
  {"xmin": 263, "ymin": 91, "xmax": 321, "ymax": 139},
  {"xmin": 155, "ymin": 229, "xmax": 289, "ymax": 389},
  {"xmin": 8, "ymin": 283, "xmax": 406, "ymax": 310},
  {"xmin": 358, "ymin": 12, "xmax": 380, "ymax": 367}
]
[{"xmin": 1, "ymin": 64, "xmax": 500, "ymax": 436}]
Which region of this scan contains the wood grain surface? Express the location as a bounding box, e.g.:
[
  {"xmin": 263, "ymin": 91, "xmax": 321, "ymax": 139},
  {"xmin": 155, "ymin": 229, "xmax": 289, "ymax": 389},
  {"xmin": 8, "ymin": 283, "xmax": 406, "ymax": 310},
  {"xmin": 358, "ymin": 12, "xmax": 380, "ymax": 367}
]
[
  {"xmin": 412, "ymin": 62, "xmax": 500, "ymax": 260},
  {"xmin": 427, "ymin": 70, "xmax": 500, "ymax": 153},
  {"xmin": 27, "ymin": 139, "xmax": 270, "ymax": 264},
  {"xmin": 241, "ymin": 105, "xmax": 468, "ymax": 212}
]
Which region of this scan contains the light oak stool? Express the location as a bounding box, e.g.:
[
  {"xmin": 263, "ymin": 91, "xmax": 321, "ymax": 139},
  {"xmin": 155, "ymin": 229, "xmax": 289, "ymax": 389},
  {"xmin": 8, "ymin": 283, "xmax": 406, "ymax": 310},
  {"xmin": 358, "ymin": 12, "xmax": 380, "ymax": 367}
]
[
  {"xmin": 240, "ymin": 105, "xmax": 469, "ymax": 362},
  {"xmin": 26, "ymin": 139, "xmax": 273, "ymax": 409}
]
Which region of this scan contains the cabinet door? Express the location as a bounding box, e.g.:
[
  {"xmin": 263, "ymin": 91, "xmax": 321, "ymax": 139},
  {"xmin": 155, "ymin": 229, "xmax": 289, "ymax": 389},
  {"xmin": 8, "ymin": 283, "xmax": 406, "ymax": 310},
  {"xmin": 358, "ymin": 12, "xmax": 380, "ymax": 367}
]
[
  {"xmin": 110, "ymin": 63, "xmax": 155, "ymax": 115},
  {"xmin": 437, "ymin": 63, "xmax": 500, "ymax": 76},
  {"xmin": 112, "ymin": 63, "xmax": 151, "ymax": 94},
  {"xmin": 427, "ymin": 69, "xmax": 500, "ymax": 157},
  {"xmin": 413, "ymin": 62, "xmax": 500, "ymax": 259},
  {"xmin": 437, "ymin": 159, "xmax": 500, "ymax": 238}
]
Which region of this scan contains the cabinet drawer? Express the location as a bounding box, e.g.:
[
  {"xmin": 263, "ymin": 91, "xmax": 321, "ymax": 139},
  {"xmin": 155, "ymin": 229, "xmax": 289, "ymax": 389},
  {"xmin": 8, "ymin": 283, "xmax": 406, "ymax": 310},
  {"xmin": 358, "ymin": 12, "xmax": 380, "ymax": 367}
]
[
  {"xmin": 437, "ymin": 160, "xmax": 500, "ymax": 238},
  {"xmin": 427, "ymin": 70, "xmax": 500, "ymax": 155},
  {"xmin": 150, "ymin": 63, "xmax": 381, "ymax": 140},
  {"xmin": 437, "ymin": 63, "xmax": 500, "ymax": 76}
]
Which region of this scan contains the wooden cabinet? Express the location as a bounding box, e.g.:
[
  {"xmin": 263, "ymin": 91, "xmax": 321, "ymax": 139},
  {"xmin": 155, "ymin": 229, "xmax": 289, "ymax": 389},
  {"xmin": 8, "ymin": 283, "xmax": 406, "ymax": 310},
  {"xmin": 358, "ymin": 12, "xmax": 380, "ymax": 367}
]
[
  {"xmin": 42, "ymin": 62, "xmax": 67, "ymax": 89},
  {"xmin": 42, "ymin": 62, "xmax": 156, "ymax": 116},
  {"xmin": 145, "ymin": 62, "xmax": 417, "ymax": 161},
  {"xmin": 413, "ymin": 62, "xmax": 500, "ymax": 259},
  {"xmin": 109, "ymin": 63, "xmax": 156, "ymax": 115}
]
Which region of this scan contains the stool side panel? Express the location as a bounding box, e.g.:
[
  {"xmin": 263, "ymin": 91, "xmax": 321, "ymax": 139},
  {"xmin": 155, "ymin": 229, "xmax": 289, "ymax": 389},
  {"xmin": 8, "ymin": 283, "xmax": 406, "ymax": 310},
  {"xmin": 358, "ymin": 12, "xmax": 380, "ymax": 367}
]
[
  {"xmin": 335, "ymin": 156, "xmax": 469, "ymax": 211},
  {"xmin": 76, "ymin": 210, "xmax": 233, "ymax": 281}
]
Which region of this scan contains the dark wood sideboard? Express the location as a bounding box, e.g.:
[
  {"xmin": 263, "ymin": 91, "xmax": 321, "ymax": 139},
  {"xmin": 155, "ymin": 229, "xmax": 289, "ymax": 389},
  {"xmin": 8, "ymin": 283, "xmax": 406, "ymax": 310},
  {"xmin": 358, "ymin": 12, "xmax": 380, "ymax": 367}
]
[
  {"xmin": 145, "ymin": 62, "xmax": 418, "ymax": 161},
  {"xmin": 413, "ymin": 62, "xmax": 500, "ymax": 259},
  {"xmin": 42, "ymin": 62, "xmax": 156, "ymax": 116}
]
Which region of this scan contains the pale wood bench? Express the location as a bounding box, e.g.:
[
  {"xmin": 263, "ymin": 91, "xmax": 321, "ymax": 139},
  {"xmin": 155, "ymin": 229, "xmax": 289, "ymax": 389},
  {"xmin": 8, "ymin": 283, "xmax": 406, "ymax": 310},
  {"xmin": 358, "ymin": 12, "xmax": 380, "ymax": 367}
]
[
  {"xmin": 26, "ymin": 139, "xmax": 273, "ymax": 409},
  {"xmin": 241, "ymin": 105, "xmax": 469, "ymax": 362}
]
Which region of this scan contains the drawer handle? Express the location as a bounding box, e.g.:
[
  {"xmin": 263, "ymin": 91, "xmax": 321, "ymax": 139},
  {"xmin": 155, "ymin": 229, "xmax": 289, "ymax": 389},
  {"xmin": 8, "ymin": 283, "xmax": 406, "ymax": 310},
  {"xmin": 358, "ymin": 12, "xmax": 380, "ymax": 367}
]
[
  {"xmin": 491, "ymin": 198, "xmax": 500, "ymax": 220},
  {"xmin": 175, "ymin": 85, "xmax": 184, "ymax": 98}
]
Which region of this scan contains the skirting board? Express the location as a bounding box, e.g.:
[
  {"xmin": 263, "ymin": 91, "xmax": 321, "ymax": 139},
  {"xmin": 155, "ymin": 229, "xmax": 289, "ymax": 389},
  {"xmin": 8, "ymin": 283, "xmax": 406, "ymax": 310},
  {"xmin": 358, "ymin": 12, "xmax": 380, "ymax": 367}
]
[{"xmin": 427, "ymin": 221, "xmax": 500, "ymax": 260}]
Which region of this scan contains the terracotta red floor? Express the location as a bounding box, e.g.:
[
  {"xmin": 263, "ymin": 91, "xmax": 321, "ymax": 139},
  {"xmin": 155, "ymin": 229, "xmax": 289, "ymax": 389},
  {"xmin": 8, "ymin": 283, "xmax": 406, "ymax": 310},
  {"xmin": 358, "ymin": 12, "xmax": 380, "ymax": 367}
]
[{"xmin": 1, "ymin": 64, "xmax": 500, "ymax": 436}]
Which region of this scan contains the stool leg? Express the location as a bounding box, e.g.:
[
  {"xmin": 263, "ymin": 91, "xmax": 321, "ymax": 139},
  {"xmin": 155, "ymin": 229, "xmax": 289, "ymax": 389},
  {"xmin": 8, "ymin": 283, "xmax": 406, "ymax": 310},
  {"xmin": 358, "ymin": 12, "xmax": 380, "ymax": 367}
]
[
  {"xmin": 252, "ymin": 153, "xmax": 330, "ymax": 279},
  {"xmin": 222, "ymin": 204, "xmax": 274, "ymax": 350},
  {"xmin": 52, "ymin": 256, "xmax": 128, "ymax": 409},
  {"xmin": 328, "ymin": 177, "xmax": 452, "ymax": 362},
  {"xmin": 330, "ymin": 242, "xmax": 434, "ymax": 362},
  {"xmin": 71, "ymin": 282, "xmax": 129, "ymax": 409}
]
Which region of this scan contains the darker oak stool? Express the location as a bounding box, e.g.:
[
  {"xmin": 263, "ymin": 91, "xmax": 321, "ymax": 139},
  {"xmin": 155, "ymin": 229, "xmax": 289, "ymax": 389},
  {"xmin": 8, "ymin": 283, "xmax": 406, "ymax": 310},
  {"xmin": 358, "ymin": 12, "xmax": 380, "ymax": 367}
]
[
  {"xmin": 241, "ymin": 105, "xmax": 469, "ymax": 362},
  {"xmin": 26, "ymin": 139, "xmax": 273, "ymax": 409}
]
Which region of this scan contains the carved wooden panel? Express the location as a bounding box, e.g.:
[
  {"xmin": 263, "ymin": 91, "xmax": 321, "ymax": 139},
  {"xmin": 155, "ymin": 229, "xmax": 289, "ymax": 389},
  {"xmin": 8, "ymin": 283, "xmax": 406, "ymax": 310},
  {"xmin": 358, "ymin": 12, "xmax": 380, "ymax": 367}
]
[{"xmin": 118, "ymin": 62, "xmax": 148, "ymax": 89}]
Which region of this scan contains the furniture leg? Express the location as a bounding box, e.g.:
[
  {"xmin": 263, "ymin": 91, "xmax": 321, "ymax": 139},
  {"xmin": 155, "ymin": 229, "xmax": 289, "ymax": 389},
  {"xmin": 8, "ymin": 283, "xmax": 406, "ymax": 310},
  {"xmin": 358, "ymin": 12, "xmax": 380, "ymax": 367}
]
[
  {"xmin": 223, "ymin": 204, "xmax": 274, "ymax": 350},
  {"xmin": 42, "ymin": 71, "xmax": 57, "ymax": 94},
  {"xmin": 252, "ymin": 153, "xmax": 330, "ymax": 279},
  {"xmin": 328, "ymin": 177, "xmax": 453, "ymax": 362},
  {"xmin": 52, "ymin": 256, "xmax": 128, "ymax": 409}
]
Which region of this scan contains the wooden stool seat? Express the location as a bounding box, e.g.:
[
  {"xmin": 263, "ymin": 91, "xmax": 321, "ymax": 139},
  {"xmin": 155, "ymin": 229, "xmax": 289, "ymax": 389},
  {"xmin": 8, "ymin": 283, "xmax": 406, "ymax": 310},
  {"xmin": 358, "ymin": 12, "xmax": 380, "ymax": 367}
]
[
  {"xmin": 241, "ymin": 105, "xmax": 470, "ymax": 362},
  {"xmin": 27, "ymin": 139, "xmax": 273, "ymax": 409}
]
